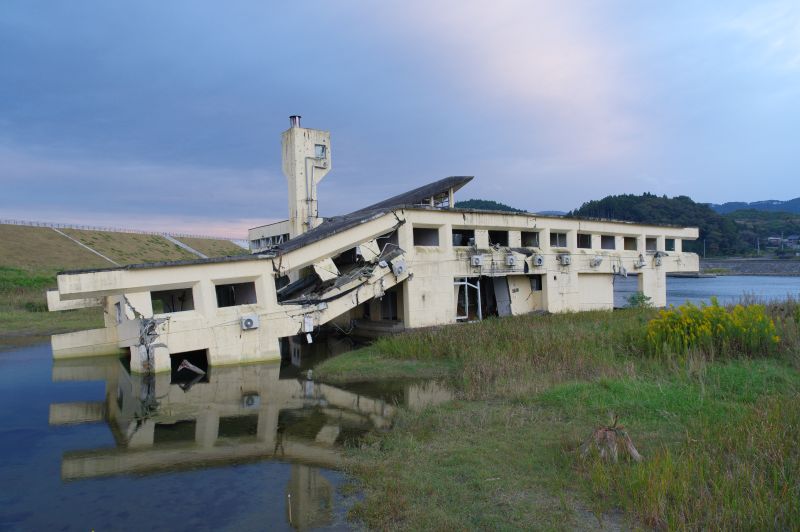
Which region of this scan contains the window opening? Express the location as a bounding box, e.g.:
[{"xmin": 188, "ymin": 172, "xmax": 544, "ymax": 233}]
[
  {"xmin": 577, "ymin": 234, "xmax": 592, "ymax": 249},
  {"xmin": 488, "ymin": 230, "xmax": 509, "ymax": 246},
  {"xmin": 452, "ymin": 228, "xmax": 475, "ymax": 246},
  {"xmin": 215, "ymin": 281, "xmax": 257, "ymax": 307},
  {"xmin": 413, "ymin": 227, "xmax": 439, "ymax": 246},
  {"xmin": 550, "ymin": 232, "xmax": 567, "ymax": 248},
  {"xmin": 151, "ymin": 288, "xmax": 195, "ymax": 314},
  {"xmin": 601, "ymin": 235, "xmax": 616, "ymax": 250},
  {"xmin": 521, "ymin": 231, "xmax": 539, "ymax": 247}
]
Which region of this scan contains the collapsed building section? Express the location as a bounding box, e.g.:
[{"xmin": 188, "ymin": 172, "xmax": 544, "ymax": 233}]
[{"xmin": 47, "ymin": 117, "xmax": 700, "ymax": 373}]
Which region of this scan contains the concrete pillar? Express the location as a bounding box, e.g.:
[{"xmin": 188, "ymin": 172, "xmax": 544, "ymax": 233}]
[
  {"xmin": 257, "ymin": 404, "xmax": 280, "ymax": 448},
  {"xmin": 195, "ymin": 409, "xmax": 220, "ymax": 448},
  {"xmin": 540, "ymin": 228, "xmax": 551, "ymax": 252},
  {"xmin": 639, "ymin": 268, "xmax": 667, "ymax": 308},
  {"xmin": 567, "ymin": 230, "xmax": 577, "ymax": 250},
  {"xmin": 439, "ymin": 224, "xmax": 452, "ymax": 251},
  {"xmin": 474, "ymin": 229, "xmax": 489, "ymax": 248},
  {"xmin": 128, "ymin": 419, "xmax": 155, "ymax": 448},
  {"xmin": 194, "ymin": 279, "xmax": 218, "ymax": 318},
  {"xmin": 508, "ymin": 230, "xmax": 521, "ymax": 247}
]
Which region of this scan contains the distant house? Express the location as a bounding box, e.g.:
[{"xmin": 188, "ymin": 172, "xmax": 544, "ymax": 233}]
[
  {"xmin": 786, "ymin": 235, "xmax": 800, "ymax": 248},
  {"xmin": 767, "ymin": 236, "xmax": 783, "ymax": 246}
]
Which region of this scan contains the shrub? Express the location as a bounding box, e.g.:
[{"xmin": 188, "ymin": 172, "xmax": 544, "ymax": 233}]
[
  {"xmin": 626, "ymin": 292, "xmax": 652, "ymax": 309},
  {"xmin": 646, "ymin": 298, "xmax": 779, "ymax": 358}
]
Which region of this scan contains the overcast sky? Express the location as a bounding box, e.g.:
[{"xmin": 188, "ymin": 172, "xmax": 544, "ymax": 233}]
[{"xmin": 1, "ymin": 1, "xmax": 798, "ymax": 237}]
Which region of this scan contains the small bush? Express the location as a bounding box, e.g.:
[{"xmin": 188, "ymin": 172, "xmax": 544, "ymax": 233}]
[
  {"xmin": 626, "ymin": 292, "xmax": 652, "ymax": 309},
  {"xmin": 646, "ymin": 298, "xmax": 779, "ymax": 359},
  {"xmin": 23, "ymin": 301, "xmax": 48, "ymax": 312}
]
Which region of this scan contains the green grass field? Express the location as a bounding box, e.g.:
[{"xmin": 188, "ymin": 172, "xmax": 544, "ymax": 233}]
[
  {"xmin": 0, "ymin": 223, "xmax": 249, "ymax": 342},
  {"xmin": 316, "ymin": 304, "xmax": 800, "ymax": 529},
  {"xmin": 174, "ymin": 236, "xmax": 248, "ymax": 258},
  {"xmin": 59, "ymin": 228, "xmax": 198, "ymax": 264}
]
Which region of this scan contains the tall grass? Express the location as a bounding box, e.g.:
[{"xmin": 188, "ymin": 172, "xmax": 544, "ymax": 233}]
[
  {"xmin": 588, "ymin": 393, "xmax": 800, "ymax": 529},
  {"xmin": 360, "ymin": 310, "xmax": 651, "ymax": 399},
  {"xmin": 323, "ymin": 297, "xmax": 800, "ymax": 529}
]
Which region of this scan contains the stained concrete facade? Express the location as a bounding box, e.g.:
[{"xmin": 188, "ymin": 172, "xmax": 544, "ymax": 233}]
[{"xmin": 47, "ymin": 119, "xmax": 699, "ymax": 373}]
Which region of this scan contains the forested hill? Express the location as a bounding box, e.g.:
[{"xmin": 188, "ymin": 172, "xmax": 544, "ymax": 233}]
[
  {"xmin": 710, "ymin": 197, "xmax": 800, "ymax": 215},
  {"xmin": 569, "ymin": 193, "xmax": 745, "ymax": 256},
  {"xmin": 454, "ymin": 199, "xmax": 523, "ymax": 212}
]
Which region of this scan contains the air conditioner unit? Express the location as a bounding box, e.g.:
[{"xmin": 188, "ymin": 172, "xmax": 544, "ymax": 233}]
[
  {"xmin": 506, "ymin": 255, "xmax": 516, "ymax": 266},
  {"xmin": 532, "ymin": 254, "xmax": 545, "ymax": 267},
  {"xmin": 241, "ymin": 315, "xmax": 259, "ymax": 330},
  {"xmin": 391, "ymin": 259, "xmax": 407, "ymax": 276},
  {"xmin": 590, "ymin": 256, "xmax": 603, "ymax": 268},
  {"xmin": 558, "ymin": 254, "xmax": 572, "ymax": 266},
  {"xmin": 242, "ymin": 393, "xmax": 260, "ymax": 409},
  {"xmin": 471, "ymin": 255, "xmax": 483, "ymax": 267}
]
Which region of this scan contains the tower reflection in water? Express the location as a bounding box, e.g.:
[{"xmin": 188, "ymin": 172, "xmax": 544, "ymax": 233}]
[{"xmin": 49, "ymin": 348, "xmax": 451, "ymax": 529}]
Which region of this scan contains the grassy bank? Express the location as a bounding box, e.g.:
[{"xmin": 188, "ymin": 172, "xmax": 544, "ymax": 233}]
[
  {"xmin": 316, "ymin": 303, "xmax": 800, "ymax": 529},
  {"xmin": 0, "ymin": 266, "xmax": 102, "ymax": 340}
]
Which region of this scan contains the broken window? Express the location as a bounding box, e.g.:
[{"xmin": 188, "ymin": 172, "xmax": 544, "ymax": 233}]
[
  {"xmin": 624, "ymin": 237, "xmax": 637, "ymax": 251},
  {"xmin": 601, "ymin": 235, "xmax": 616, "ymax": 250},
  {"xmin": 154, "ymin": 420, "xmax": 197, "ymax": 445},
  {"xmin": 218, "ymin": 415, "xmax": 259, "ymax": 439},
  {"xmin": 454, "ymin": 277, "xmax": 482, "ymax": 321},
  {"xmin": 529, "ymin": 274, "xmax": 543, "ymax": 291},
  {"xmin": 488, "ymin": 230, "xmax": 509, "ymax": 246},
  {"xmin": 452, "ymin": 228, "xmax": 475, "ymax": 246},
  {"xmin": 521, "ymin": 231, "xmax": 539, "ymax": 247},
  {"xmin": 577, "ymin": 233, "xmax": 592, "ymax": 249},
  {"xmin": 169, "ymin": 349, "xmax": 209, "ymax": 384},
  {"xmin": 151, "ymin": 288, "xmax": 195, "ymax": 314},
  {"xmin": 314, "ymin": 144, "xmax": 327, "ymax": 159},
  {"xmin": 413, "ymin": 227, "xmax": 439, "ymax": 246},
  {"xmin": 665, "ymin": 238, "xmax": 675, "ymax": 252},
  {"xmin": 215, "ymin": 281, "xmax": 257, "ymax": 307},
  {"xmin": 550, "ymin": 232, "xmax": 567, "ymax": 248},
  {"xmin": 646, "ymin": 237, "xmax": 657, "ymax": 251}
]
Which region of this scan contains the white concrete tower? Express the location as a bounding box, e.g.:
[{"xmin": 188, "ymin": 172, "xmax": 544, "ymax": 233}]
[{"xmin": 282, "ymin": 116, "xmax": 331, "ymax": 238}]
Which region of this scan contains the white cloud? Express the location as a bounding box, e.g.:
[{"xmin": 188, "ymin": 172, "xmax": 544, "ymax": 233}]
[
  {"xmin": 374, "ymin": 0, "xmax": 647, "ymax": 165},
  {"xmin": 726, "ymin": 1, "xmax": 800, "ymax": 70}
]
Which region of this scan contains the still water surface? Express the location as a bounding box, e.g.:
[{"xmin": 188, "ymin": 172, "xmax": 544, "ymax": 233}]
[
  {"xmin": 2, "ymin": 275, "xmax": 798, "ymax": 530},
  {"xmin": 0, "ymin": 342, "xmax": 451, "ymax": 531},
  {"xmin": 615, "ymin": 275, "xmax": 800, "ymax": 307}
]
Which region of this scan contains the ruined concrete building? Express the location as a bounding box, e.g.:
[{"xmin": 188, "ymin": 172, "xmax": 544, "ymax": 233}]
[{"xmin": 48, "ymin": 117, "xmax": 700, "ymax": 373}]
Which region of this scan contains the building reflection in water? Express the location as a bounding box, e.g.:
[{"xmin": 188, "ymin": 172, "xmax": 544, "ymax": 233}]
[{"xmin": 48, "ymin": 343, "xmax": 451, "ymax": 530}]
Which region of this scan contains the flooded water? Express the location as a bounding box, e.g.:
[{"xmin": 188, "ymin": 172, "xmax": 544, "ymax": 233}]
[
  {"xmin": 614, "ymin": 275, "xmax": 800, "ymax": 308},
  {"xmin": 0, "ymin": 342, "xmax": 451, "ymax": 531}
]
